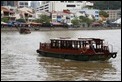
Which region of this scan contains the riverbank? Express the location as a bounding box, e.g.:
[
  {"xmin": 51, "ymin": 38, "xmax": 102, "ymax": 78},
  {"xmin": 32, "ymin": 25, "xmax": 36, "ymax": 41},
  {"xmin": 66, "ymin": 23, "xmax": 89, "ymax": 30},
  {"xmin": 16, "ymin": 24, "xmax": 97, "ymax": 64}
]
[{"xmin": 1, "ymin": 26, "xmax": 121, "ymax": 31}]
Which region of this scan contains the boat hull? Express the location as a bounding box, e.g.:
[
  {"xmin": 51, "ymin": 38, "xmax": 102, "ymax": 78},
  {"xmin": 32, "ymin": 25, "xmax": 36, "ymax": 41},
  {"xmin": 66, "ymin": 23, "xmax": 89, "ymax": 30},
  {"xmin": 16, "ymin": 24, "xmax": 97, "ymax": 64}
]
[
  {"xmin": 19, "ymin": 28, "xmax": 31, "ymax": 34},
  {"xmin": 36, "ymin": 49, "xmax": 115, "ymax": 61}
]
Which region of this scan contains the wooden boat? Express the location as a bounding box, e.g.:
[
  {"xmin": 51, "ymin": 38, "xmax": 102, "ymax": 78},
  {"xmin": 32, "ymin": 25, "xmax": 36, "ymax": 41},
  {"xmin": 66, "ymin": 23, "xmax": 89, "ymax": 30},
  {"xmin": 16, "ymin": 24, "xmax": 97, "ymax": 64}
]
[
  {"xmin": 36, "ymin": 37, "xmax": 117, "ymax": 61},
  {"xmin": 19, "ymin": 28, "xmax": 31, "ymax": 34}
]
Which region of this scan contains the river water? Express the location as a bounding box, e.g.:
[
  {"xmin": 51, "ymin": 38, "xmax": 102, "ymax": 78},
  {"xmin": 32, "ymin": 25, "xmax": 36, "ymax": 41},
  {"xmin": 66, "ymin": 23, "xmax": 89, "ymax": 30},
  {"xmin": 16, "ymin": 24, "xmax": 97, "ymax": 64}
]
[{"xmin": 1, "ymin": 29, "xmax": 121, "ymax": 81}]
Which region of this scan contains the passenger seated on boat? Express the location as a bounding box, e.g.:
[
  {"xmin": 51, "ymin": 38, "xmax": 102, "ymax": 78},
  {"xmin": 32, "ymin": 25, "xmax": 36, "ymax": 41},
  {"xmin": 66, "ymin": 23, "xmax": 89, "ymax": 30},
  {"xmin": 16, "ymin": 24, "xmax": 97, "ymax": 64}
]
[
  {"xmin": 44, "ymin": 43, "xmax": 46, "ymax": 47},
  {"xmin": 90, "ymin": 44, "xmax": 94, "ymax": 49}
]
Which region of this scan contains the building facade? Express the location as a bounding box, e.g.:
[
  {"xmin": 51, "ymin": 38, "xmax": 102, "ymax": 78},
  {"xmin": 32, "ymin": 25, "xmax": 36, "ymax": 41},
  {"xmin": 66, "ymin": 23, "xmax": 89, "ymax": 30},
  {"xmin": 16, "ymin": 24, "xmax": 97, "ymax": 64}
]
[
  {"xmin": 18, "ymin": 1, "xmax": 29, "ymax": 8},
  {"xmin": 104, "ymin": 9, "xmax": 121, "ymax": 21},
  {"xmin": 1, "ymin": 1, "xmax": 18, "ymax": 7},
  {"xmin": 37, "ymin": 1, "xmax": 93, "ymax": 12},
  {"xmin": 69, "ymin": 8, "xmax": 100, "ymax": 20},
  {"xmin": 30, "ymin": 1, "xmax": 40, "ymax": 10},
  {"xmin": 51, "ymin": 11, "xmax": 74, "ymax": 24},
  {"xmin": 1, "ymin": 6, "xmax": 16, "ymax": 21}
]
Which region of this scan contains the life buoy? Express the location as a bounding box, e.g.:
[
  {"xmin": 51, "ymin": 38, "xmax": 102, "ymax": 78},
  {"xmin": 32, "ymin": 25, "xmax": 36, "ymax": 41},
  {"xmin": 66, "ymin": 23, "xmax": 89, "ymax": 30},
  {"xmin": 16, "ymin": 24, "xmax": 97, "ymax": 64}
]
[{"xmin": 111, "ymin": 54, "xmax": 117, "ymax": 58}]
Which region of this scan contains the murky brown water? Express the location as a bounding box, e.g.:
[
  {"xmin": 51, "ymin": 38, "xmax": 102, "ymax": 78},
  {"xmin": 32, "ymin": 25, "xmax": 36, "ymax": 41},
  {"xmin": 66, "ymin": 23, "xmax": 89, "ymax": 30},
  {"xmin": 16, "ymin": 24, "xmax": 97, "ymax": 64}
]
[{"xmin": 1, "ymin": 29, "xmax": 121, "ymax": 81}]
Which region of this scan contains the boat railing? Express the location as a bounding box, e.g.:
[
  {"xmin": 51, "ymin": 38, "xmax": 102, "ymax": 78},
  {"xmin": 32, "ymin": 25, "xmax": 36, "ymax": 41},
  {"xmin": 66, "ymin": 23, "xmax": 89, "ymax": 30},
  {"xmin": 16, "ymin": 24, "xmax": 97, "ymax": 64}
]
[
  {"xmin": 103, "ymin": 41, "xmax": 109, "ymax": 50},
  {"xmin": 40, "ymin": 43, "xmax": 50, "ymax": 49},
  {"xmin": 90, "ymin": 44, "xmax": 97, "ymax": 54},
  {"xmin": 108, "ymin": 44, "xmax": 113, "ymax": 53}
]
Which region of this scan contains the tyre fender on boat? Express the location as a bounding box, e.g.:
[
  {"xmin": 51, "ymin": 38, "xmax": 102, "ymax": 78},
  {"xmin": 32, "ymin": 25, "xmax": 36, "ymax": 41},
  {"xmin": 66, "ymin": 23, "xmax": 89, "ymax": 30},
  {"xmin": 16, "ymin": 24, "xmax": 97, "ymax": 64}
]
[{"xmin": 111, "ymin": 53, "xmax": 117, "ymax": 58}]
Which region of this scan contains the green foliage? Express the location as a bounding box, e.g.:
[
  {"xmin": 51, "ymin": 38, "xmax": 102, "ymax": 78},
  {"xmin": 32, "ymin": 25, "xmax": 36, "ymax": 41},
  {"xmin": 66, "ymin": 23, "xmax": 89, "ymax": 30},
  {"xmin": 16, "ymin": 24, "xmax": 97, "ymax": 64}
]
[
  {"xmin": 16, "ymin": 18, "xmax": 26, "ymax": 23},
  {"xmin": 93, "ymin": 1, "xmax": 121, "ymax": 10},
  {"xmin": 71, "ymin": 17, "xmax": 80, "ymax": 26},
  {"xmin": 79, "ymin": 16, "xmax": 94, "ymax": 27},
  {"xmin": 71, "ymin": 16, "xmax": 94, "ymax": 27},
  {"xmin": 35, "ymin": 14, "xmax": 51, "ymax": 23},
  {"xmin": 99, "ymin": 10, "xmax": 109, "ymax": 17},
  {"xmin": 34, "ymin": 19, "xmax": 40, "ymax": 23},
  {"xmin": 1, "ymin": 17, "xmax": 9, "ymax": 23}
]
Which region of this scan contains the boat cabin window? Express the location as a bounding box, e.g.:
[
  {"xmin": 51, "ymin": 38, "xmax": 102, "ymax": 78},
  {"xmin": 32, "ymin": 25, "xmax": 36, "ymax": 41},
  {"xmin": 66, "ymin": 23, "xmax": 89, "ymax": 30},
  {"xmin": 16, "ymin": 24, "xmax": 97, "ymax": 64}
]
[
  {"xmin": 50, "ymin": 39, "xmax": 104, "ymax": 49},
  {"xmin": 92, "ymin": 39, "xmax": 103, "ymax": 49}
]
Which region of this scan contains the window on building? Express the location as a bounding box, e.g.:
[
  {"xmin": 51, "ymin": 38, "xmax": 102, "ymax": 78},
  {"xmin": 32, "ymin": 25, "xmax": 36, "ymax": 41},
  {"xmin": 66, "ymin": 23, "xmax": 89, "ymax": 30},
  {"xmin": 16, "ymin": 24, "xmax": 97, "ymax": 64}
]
[
  {"xmin": 80, "ymin": 11, "xmax": 85, "ymax": 13},
  {"xmin": 57, "ymin": 16, "xmax": 62, "ymax": 22},
  {"xmin": 95, "ymin": 11, "xmax": 99, "ymax": 13},
  {"xmin": 10, "ymin": 9, "xmax": 14, "ymax": 11},
  {"xmin": 95, "ymin": 15, "xmax": 99, "ymax": 17},
  {"xmin": 40, "ymin": 9, "xmax": 43, "ymax": 10},
  {"xmin": 19, "ymin": 2, "xmax": 24, "ymax": 5},
  {"xmin": 46, "ymin": 10, "xmax": 48, "ymax": 12},
  {"xmin": 52, "ymin": 15, "xmax": 56, "ymax": 18},
  {"xmin": 25, "ymin": 2, "xmax": 28, "ymax": 5},
  {"xmin": 40, "ymin": 6, "xmax": 43, "ymax": 8},
  {"xmin": 117, "ymin": 12, "xmax": 121, "ymax": 15},
  {"xmin": 7, "ymin": 1, "xmax": 14, "ymax": 6},
  {"xmin": 52, "ymin": 19, "xmax": 56, "ymax": 22},
  {"xmin": 45, "ymin": 4, "xmax": 48, "ymax": 6},
  {"xmin": 60, "ymin": 1, "xmax": 65, "ymax": 2},
  {"xmin": 67, "ymin": 5, "xmax": 76, "ymax": 7},
  {"xmin": 57, "ymin": 16, "xmax": 61, "ymax": 18},
  {"xmin": 68, "ymin": 1, "xmax": 74, "ymax": 3},
  {"xmin": 45, "ymin": 7, "xmax": 48, "ymax": 9}
]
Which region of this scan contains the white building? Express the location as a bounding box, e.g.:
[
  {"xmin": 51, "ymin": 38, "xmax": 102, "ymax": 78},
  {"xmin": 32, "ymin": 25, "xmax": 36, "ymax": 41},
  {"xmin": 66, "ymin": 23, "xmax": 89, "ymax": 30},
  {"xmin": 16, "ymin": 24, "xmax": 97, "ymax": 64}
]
[
  {"xmin": 37, "ymin": 1, "xmax": 93, "ymax": 12},
  {"xmin": 1, "ymin": 6, "xmax": 16, "ymax": 21},
  {"xmin": 51, "ymin": 11, "xmax": 75, "ymax": 25},
  {"xmin": 69, "ymin": 8, "xmax": 100, "ymax": 20},
  {"xmin": 104, "ymin": 9, "xmax": 121, "ymax": 21},
  {"xmin": 28, "ymin": 11, "xmax": 50, "ymax": 22},
  {"xmin": 30, "ymin": 1, "xmax": 40, "ymax": 10},
  {"xmin": 18, "ymin": 1, "xmax": 29, "ymax": 8}
]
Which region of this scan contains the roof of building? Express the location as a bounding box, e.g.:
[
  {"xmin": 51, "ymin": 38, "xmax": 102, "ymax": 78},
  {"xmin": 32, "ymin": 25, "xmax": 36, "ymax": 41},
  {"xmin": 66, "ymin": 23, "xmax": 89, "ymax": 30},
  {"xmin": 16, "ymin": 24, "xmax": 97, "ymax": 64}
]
[
  {"xmin": 18, "ymin": 7, "xmax": 33, "ymax": 15},
  {"xmin": 1, "ymin": 6, "xmax": 9, "ymax": 12}
]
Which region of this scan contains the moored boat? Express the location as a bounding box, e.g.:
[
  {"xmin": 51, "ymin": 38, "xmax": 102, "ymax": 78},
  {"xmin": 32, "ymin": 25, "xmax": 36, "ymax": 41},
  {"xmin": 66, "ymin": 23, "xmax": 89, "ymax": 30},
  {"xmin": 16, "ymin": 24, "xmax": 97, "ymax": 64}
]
[
  {"xmin": 19, "ymin": 28, "xmax": 31, "ymax": 34},
  {"xmin": 36, "ymin": 37, "xmax": 117, "ymax": 61}
]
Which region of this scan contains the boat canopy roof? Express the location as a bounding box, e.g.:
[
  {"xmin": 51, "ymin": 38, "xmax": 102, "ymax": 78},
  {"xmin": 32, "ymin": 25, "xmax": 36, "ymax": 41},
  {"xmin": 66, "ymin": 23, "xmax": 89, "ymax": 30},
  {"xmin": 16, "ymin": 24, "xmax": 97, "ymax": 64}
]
[{"xmin": 50, "ymin": 37, "xmax": 104, "ymax": 41}]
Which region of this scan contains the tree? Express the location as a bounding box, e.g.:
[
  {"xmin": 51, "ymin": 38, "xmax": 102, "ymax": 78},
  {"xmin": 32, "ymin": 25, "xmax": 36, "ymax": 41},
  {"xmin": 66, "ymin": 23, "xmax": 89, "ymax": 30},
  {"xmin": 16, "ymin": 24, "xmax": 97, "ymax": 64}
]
[
  {"xmin": 79, "ymin": 16, "xmax": 94, "ymax": 27},
  {"xmin": 35, "ymin": 14, "xmax": 51, "ymax": 23},
  {"xmin": 16, "ymin": 18, "xmax": 26, "ymax": 23},
  {"xmin": 1, "ymin": 17, "xmax": 9, "ymax": 23},
  {"xmin": 71, "ymin": 17, "xmax": 80, "ymax": 27},
  {"xmin": 99, "ymin": 10, "xmax": 109, "ymax": 18}
]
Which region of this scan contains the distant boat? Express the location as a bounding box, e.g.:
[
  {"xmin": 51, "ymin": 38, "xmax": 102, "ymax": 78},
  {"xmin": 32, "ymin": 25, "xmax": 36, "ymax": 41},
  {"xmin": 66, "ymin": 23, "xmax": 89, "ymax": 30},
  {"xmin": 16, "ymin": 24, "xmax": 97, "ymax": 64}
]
[
  {"xmin": 112, "ymin": 18, "xmax": 121, "ymax": 24},
  {"xmin": 19, "ymin": 28, "xmax": 31, "ymax": 34},
  {"xmin": 37, "ymin": 37, "xmax": 117, "ymax": 61}
]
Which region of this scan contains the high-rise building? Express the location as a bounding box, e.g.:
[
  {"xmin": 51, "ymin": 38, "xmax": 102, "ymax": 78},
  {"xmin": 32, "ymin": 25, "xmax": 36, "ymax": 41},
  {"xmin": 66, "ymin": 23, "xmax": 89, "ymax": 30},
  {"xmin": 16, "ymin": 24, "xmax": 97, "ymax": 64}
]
[
  {"xmin": 1, "ymin": 1, "xmax": 18, "ymax": 7},
  {"xmin": 37, "ymin": 1, "xmax": 93, "ymax": 12},
  {"xmin": 30, "ymin": 1, "xmax": 40, "ymax": 10},
  {"xmin": 18, "ymin": 1, "xmax": 29, "ymax": 8}
]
